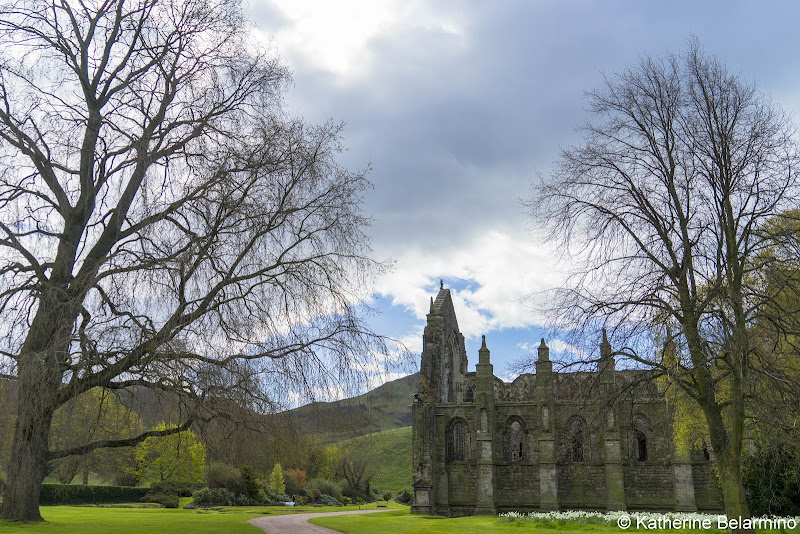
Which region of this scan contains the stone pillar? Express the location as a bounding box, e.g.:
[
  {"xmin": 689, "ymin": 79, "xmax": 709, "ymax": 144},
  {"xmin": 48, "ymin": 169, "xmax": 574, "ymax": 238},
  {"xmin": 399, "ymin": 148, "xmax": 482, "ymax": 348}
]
[
  {"xmin": 434, "ymin": 412, "xmax": 450, "ymax": 515},
  {"xmin": 673, "ymin": 460, "xmax": 698, "ymax": 512},
  {"xmin": 535, "ymin": 339, "xmax": 559, "ymax": 510},
  {"xmin": 599, "ymin": 330, "xmax": 626, "ymax": 510},
  {"xmin": 474, "ymin": 336, "xmax": 496, "ymax": 515},
  {"xmin": 411, "ymin": 402, "xmax": 434, "ymax": 514}
]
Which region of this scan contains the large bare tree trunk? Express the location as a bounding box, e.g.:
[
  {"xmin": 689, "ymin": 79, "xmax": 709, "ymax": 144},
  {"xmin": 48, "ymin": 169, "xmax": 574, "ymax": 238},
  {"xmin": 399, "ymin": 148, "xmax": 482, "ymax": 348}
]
[{"xmin": 1, "ymin": 356, "xmax": 58, "ymax": 521}]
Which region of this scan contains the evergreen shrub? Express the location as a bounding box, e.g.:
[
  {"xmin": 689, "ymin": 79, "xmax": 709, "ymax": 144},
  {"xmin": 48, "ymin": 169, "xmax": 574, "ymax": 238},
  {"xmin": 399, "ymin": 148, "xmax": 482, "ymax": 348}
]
[
  {"xmin": 191, "ymin": 487, "xmax": 236, "ymax": 506},
  {"xmin": 39, "ymin": 484, "xmax": 148, "ymax": 505},
  {"xmin": 205, "ymin": 462, "xmax": 245, "ymax": 495},
  {"xmin": 317, "ymin": 493, "xmax": 342, "ymax": 506}
]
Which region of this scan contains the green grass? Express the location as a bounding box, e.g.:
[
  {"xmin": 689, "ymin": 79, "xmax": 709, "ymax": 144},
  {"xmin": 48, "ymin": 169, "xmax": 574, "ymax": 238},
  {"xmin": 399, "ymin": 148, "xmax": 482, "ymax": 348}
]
[
  {"xmin": 312, "ymin": 509, "xmax": 800, "ymax": 534},
  {"xmin": 337, "ymin": 425, "xmax": 412, "ymax": 492},
  {"xmin": 312, "ymin": 509, "xmax": 614, "ymax": 533},
  {"xmin": 0, "ymin": 502, "xmax": 395, "ymax": 533}
]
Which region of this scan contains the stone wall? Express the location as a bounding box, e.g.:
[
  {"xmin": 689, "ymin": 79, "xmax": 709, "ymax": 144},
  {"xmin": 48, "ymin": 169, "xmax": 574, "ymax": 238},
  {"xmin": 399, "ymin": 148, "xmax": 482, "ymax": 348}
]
[{"xmin": 623, "ymin": 463, "xmax": 675, "ymax": 510}]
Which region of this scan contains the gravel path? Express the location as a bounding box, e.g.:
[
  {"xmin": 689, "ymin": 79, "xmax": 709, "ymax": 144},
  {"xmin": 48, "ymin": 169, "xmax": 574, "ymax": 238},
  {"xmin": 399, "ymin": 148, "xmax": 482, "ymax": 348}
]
[{"xmin": 248, "ymin": 508, "xmax": 393, "ymax": 534}]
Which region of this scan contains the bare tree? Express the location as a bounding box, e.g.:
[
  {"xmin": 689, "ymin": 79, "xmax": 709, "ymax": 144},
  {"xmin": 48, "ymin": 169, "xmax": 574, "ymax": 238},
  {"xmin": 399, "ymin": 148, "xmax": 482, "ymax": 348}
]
[
  {"xmin": 336, "ymin": 451, "xmax": 374, "ymax": 502},
  {"xmin": 528, "ymin": 40, "xmax": 799, "ymax": 528},
  {"xmin": 0, "ymin": 0, "xmax": 388, "ymax": 521}
]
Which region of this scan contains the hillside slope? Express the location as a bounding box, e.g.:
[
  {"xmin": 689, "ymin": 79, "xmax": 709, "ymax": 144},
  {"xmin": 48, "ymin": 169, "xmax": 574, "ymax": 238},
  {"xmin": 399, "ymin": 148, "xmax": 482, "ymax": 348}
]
[
  {"xmin": 337, "ymin": 425, "xmax": 412, "ymax": 492},
  {"xmin": 287, "ymin": 373, "xmax": 419, "ymax": 440}
]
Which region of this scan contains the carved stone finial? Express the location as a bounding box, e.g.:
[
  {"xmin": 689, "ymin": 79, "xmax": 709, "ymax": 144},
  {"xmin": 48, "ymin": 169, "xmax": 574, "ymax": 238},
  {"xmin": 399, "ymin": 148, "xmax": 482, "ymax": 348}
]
[
  {"xmin": 440, "ymin": 279, "xmax": 444, "ymax": 290},
  {"xmin": 602, "ymin": 328, "xmax": 608, "ymax": 344},
  {"xmin": 430, "ymin": 296, "xmax": 434, "ymax": 313},
  {"xmin": 481, "ymin": 334, "xmax": 487, "ymax": 350}
]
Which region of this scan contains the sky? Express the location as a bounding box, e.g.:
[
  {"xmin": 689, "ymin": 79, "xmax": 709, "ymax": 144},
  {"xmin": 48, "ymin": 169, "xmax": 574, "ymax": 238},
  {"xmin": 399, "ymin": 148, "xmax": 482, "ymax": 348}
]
[{"xmin": 247, "ymin": 0, "xmax": 800, "ymax": 384}]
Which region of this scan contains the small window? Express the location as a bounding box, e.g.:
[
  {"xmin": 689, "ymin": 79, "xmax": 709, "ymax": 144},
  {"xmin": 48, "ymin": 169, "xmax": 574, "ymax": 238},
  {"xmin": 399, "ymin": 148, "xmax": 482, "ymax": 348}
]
[{"xmin": 463, "ymin": 387, "xmax": 474, "ymax": 403}]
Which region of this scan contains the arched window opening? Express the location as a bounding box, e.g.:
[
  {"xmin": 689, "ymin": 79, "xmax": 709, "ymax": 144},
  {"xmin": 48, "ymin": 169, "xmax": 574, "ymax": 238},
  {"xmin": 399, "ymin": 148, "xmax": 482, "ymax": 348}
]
[
  {"xmin": 571, "ymin": 426, "xmax": 584, "ymax": 462},
  {"xmin": 634, "ymin": 430, "xmax": 647, "ymax": 461},
  {"xmin": 509, "ymin": 421, "xmax": 524, "ymax": 461},
  {"xmin": 446, "ymin": 419, "xmax": 466, "ymax": 463}
]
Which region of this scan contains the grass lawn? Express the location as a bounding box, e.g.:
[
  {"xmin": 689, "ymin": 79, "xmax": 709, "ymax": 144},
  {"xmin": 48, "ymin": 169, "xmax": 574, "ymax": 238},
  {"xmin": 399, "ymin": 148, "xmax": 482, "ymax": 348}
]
[
  {"xmin": 0, "ymin": 500, "xmax": 402, "ymax": 533},
  {"xmin": 312, "ymin": 509, "xmax": 800, "ymax": 534},
  {"xmin": 312, "ymin": 510, "xmax": 604, "ymax": 534}
]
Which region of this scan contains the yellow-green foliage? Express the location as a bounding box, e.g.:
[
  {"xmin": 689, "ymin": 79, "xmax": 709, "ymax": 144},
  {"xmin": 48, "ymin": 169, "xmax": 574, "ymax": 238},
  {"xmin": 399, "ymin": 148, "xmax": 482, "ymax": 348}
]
[
  {"xmin": 656, "ymin": 335, "xmax": 710, "ymax": 459},
  {"xmin": 269, "ymin": 462, "xmax": 285, "ymax": 494},
  {"xmin": 49, "ymin": 387, "xmax": 144, "ymax": 484},
  {"xmin": 135, "ymin": 423, "xmax": 206, "ymax": 484}
]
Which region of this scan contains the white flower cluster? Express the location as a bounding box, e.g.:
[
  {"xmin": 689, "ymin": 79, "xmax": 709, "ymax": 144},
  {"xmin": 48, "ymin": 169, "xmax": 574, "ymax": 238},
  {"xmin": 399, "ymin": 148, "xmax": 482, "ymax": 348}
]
[{"xmin": 498, "ymin": 510, "xmax": 800, "ymax": 530}]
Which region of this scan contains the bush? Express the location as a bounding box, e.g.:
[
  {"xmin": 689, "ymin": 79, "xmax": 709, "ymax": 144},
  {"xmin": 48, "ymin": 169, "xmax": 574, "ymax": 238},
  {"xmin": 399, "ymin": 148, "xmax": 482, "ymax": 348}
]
[
  {"xmin": 317, "ymin": 493, "xmax": 342, "ymax": 507},
  {"xmin": 140, "ymin": 491, "xmax": 179, "ymax": 508},
  {"xmin": 282, "ymin": 469, "xmax": 300, "ymax": 496},
  {"xmin": 275, "ymin": 493, "xmax": 291, "ymax": 502},
  {"xmin": 308, "ymin": 478, "xmax": 341, "ymax": 501},
  {"xmin": 191, "ymin": 487, "xmax": 236, "ymax": 507},
  {"xmin": 149, "ymin": 480, "xmax": 200, "ymax": 497},
  {"xmin": 394, "ymin": 489, "xmax": 411, "ymax": 504},
  {"xmin": 39, "ymin": 484, "xmax": 149, "ymax": 505},
  {"xmin": 205, "ymin": 462, "xmax": 245, "ymax": 495},
  {"xmin": 239, "ymin": 465, "xmax": 260, "ymax": 500}
]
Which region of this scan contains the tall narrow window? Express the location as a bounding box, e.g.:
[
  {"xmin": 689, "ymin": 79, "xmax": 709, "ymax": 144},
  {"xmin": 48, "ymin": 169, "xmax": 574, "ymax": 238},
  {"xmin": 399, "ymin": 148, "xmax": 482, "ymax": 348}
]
[
  {"xmin": 571, "ymin": 426, "xmax": 584, "ymax": 462},
  {"xmin": 510, "ymin": 421, "xmax": 524, "ymax": 461},
  {"xmin": 446, "ymin": 419, "xmax": 466, "ymax": 462},
  {"xmin": 634, "ymin": 430, "xmax": 647, "ymax": 461}
]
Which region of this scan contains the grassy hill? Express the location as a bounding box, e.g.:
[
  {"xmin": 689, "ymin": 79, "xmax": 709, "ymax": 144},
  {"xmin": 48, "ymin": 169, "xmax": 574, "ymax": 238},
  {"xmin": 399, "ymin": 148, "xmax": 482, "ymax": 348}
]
[
  {"xmin": 284, "ymin": 374, "xmax": 417, "ymax": 493},
  {"xmin": 287, "ymin": 373, "xmax": 419, "ymax": 440},
  {"xmin": 337, "ymin": 425, "xmax": 413, "ymax": 492}
]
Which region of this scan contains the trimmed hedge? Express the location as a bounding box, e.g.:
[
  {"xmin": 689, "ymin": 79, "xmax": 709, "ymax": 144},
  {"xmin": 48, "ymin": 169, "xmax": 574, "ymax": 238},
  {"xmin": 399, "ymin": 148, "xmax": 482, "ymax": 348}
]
[{"xmin": 40, "ymin": 484, "xmax": 149, "ymax": 505}]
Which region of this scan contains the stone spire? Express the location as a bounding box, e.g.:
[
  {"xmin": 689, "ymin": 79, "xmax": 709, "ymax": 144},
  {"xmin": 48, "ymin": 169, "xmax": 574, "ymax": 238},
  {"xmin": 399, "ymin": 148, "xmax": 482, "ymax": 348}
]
[
  {"xmin": 537, "ymin": 338, "xmax": 550, "ymax": 361},
  {"xmin": 479, "ymin": 335, "xmax": 490, "ymax": 365}
]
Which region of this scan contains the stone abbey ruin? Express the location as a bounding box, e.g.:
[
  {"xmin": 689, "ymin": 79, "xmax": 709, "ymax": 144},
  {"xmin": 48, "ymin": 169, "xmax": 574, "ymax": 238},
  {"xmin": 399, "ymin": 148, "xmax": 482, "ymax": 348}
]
[{"xmin": 411, "ymin": 286, "xmax": 722, "ymax": 516}]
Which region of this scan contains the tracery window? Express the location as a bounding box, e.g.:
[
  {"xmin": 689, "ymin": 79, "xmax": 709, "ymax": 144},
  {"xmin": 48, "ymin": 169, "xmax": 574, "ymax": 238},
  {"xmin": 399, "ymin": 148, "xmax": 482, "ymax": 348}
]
[
  {"xmin": 562, "ymin": 416, "xmax": 587, "ymax": 462},
  {"xmin": 446, "ymin": 418, "xmax": 467, "ymax": 462}
]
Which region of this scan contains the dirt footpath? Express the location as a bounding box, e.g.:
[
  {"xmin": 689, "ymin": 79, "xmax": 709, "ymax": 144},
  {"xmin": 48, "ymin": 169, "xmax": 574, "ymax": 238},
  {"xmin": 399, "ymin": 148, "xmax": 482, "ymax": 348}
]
[{"xmin": 248, "ymin": 508, "xmax": 394, "ymax": 534}]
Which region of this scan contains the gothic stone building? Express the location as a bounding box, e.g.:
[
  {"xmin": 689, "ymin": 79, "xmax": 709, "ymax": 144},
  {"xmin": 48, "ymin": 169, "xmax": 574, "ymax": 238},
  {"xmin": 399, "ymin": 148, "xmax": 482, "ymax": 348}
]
[{"xmin": 411, "ymin": 286, "xmax": 721, "ymax": 516}]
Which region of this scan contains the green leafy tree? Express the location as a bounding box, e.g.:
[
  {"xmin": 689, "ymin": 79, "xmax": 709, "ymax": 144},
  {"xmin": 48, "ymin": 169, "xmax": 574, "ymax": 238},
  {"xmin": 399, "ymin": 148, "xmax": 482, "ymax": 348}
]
[
  {"xmin": 269, "ymin": 463, "xmax": 285, "ymax": 495},
  {"xmin": 135, "ymin": 423, "xmax": 206, "ymax": 484}
]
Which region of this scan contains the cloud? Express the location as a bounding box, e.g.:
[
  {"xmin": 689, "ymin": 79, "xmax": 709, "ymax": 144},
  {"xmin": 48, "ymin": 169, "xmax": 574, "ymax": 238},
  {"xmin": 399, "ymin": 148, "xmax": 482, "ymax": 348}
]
[{"xmin": 374, "ymin": 226, "xmax": 566, "ymax": 340}]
